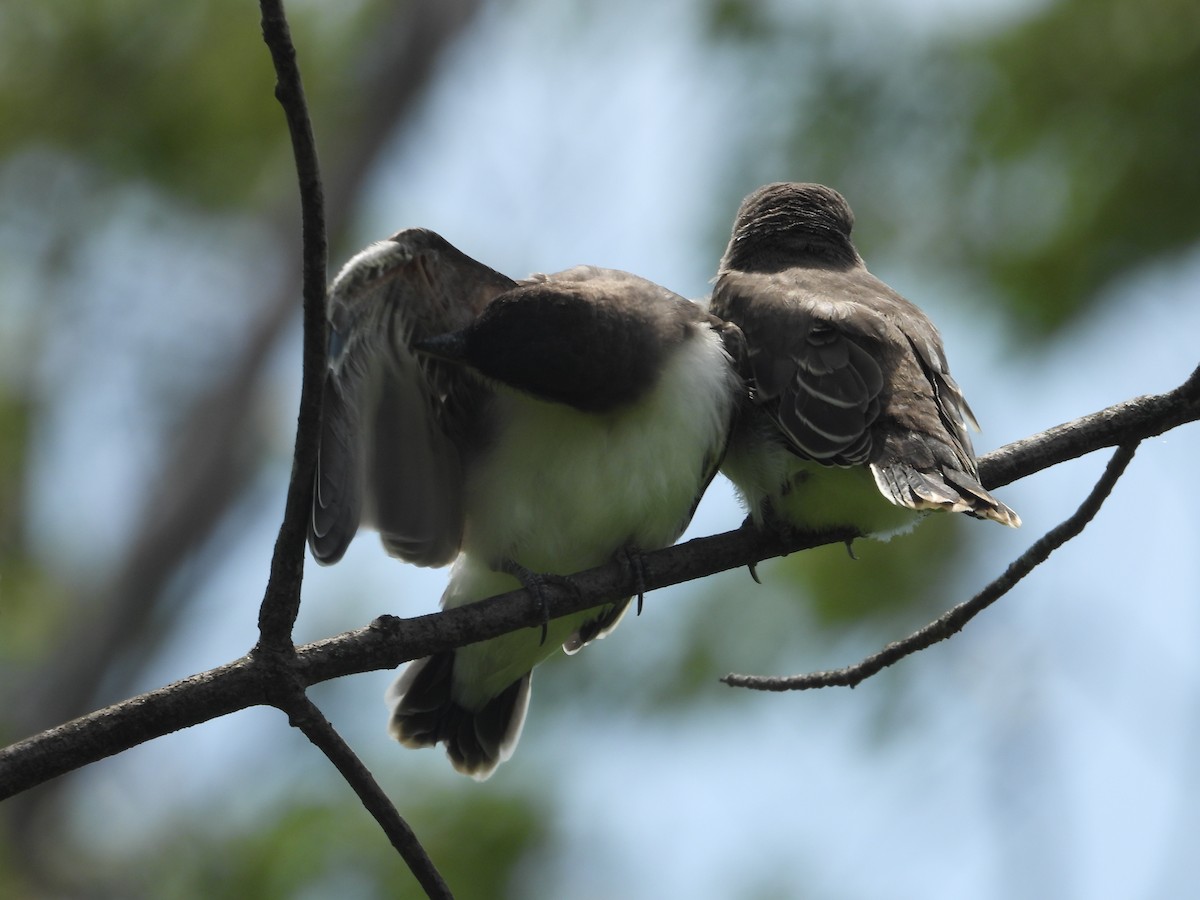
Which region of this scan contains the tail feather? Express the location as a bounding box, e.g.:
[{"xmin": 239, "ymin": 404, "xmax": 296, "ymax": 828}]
[
  {"xmin": 871, "ymin": 461, "xmax": 1020, "ymax": 528},
  {"xmin": 387, "ymin": 652, "xmax": 531, "ymax": 780}
]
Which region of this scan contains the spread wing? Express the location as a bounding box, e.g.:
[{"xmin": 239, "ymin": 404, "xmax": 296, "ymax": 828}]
[{"xmin": 309, "ymin": 228, "xmax": 516, "ymax": 565}]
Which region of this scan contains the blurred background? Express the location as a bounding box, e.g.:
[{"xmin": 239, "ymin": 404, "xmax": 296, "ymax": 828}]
[{"xmin": 1, "ymin": 0, "xmax": 1198, "ymax": 897}]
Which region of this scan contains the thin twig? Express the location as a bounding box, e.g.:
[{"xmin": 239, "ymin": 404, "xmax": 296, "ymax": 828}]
[
  {"xmin": 278, "ymin": 690, "xmax": 454, "ymax": 899},
  {"xmin": 256, "ymin": 0, "xmax": 328, "ymax": 650},
  {"xmin": 722, "ymin": 442, "xmax": 1141, "ymax": 691}
]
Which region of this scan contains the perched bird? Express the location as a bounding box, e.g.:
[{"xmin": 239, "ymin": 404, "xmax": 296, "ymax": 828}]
[
  {"xmin": 710, "ymin": 182, "xmax": 1019, "ymax": 538},
  {"xmin": 310, "ymin": 228, "xmax": 743, "ymax": 778}
]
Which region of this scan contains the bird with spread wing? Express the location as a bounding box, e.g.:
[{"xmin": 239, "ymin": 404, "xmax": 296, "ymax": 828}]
[{"xmin": 311, "ymin": 228, "xmax": 743, "ymax": 778}]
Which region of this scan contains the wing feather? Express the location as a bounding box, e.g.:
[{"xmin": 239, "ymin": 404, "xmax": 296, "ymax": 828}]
[{"xmin": 309, "ymin": 228, "xmax": 515, "ymax": 566}]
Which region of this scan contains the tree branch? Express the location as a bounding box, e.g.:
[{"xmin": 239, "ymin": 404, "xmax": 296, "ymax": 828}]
[
  {"xmin": 978, "ymin": 363, "xmax": 1199, "ymax": 489},
  {"xmin": 6, "ymin": 9, "xmax": 492, "ymax": 895},
  {"xmin": 256, "ymin": 0, "xmax": 327, "ymax": 651},
  {"xmin": 1, "ymin": 370, "xmax": 1196, "ymax": 803},
  {"xmin": 721, "ymin": 441, "xmax": 1141, "ymax": 690},
  {"xmin": 273, "ymin": 687, "xmax": 453, "ymax": 899},
  {"xmin": 253, "ymin": 5, "xmax": 450, "ymax": 895},
  {"xmin": 0, "ymin": 657, "xmax": 265, "ymax": 800}
]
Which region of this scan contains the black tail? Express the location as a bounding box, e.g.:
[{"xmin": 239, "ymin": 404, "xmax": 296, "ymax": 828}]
[{"xmin": 387, "ymin": 651, "xmax": 532, "ymax": 780}]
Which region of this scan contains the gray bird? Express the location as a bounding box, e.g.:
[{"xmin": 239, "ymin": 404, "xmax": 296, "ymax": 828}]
[
  {"xmin": 710, "ymin": 182, "xmax": 1019, "ymax": 537},
  {"xmin": 310, "ymin": 228, "xmax": 743, "ymax": 778}
]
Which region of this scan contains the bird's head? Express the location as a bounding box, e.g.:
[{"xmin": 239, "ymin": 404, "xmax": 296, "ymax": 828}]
[{"xmin": 721, "ymin": 182, "xmax": 860, "ymax": 272}]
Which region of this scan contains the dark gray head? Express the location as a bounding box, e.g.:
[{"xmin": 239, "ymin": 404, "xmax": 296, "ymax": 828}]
[{"xmin": 720, "ymin": 182, "xmax": 861, "ymax": 273}]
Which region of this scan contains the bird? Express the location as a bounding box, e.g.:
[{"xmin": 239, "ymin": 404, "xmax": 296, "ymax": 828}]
[
  {"xmin": 709, "ymin": 182, "xmax": 1019, "ymax": 540},
  {"xmin": 309, "ymin": 227, "xmax": 743, "ymax": 778}
]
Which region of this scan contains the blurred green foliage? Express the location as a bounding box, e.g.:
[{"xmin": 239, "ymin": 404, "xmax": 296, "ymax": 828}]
[
  {"xmin": 0, "ymin": 3, "xmax": 278, "ymax": 206},
  {"xmin": 0, "ymin": 1, "xmax": 383, "ymax": 208},
  {"xmin": 780, "ymin": 515, "xmax": 967, "ymax": 629},
  {"xmin": 0, "ymin": 391, "xmax": 71, "ymax": 730},
  {"xmin": 45, "ymin": 788, "xmax": 544, "ymax": 900},
  {"xmin": 971, "ymin": 0, "xmax": 1200, "ymax": 329}
]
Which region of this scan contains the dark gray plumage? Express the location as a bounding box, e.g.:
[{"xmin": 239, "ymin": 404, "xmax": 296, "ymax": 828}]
[
  {"xmin": 711, "ymin": 182, "xmax": 1019, "ymax": 535},
  {"xmin": 311, "ymin": 229, "xmax": 742, "ymax": 778}
]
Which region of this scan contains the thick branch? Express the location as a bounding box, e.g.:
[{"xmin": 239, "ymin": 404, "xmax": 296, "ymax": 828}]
[
  {"xmin": 1, "ymin": 370, "xmax": 1196, "ymax": 801},
  {"xmin": 0, "ymin": 658, "xmax": 265, "ymax": 800}
]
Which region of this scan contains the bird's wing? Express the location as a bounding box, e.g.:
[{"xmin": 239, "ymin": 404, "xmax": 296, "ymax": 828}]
[
  {"xmin": 714, "ymin": 271, "xmax": 884, "ymax": 466},
  {"xmin": 871, "ymin": 313, "xmax": 1021, "ymax": 527},
  {"xmin": 309, "ymin": 228, "xmax": 516, "ymax": 565}
]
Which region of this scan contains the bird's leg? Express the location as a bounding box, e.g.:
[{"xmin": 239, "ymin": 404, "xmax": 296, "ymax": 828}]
[
  {"xmin": 737, "ymin": 514, "xmax": 764, "ymax": 584},
  {"xmin": 757, "ymin": 498, "xmax": 803, "ymax": 546},
  {"xmin": 497, "ymin": 558, "xmax": 580, "ymax": 646},
  {"xmin": 746, "ymin": 500, "xmax": 815, "ymax": 580},
  {"xmin": 615, "ymin": 545, "xmax": 648, "ymax": 615}
]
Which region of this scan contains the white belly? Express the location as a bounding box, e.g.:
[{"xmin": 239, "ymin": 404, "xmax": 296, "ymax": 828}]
[
  {"xmin": 445, "ymin": 328, "xmax": 737, "ymax": 706},
  {"xmin": 461, "ymin": 326, "xmax": 735, "ymax": 572}
]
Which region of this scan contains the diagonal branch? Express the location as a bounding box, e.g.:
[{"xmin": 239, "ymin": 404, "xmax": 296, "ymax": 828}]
[
  {"xmin": 273, "ymin": 687, "xmax": 453, "ymax": 899},
  {"xmin": 721, "ymin": 441, "xmax": 1142, "ymax": 691},
  {"xmin": 979, "ymin": 363, "xmax": 1199, "ymax": 489},
  {"xmin": 0, "ymin": 372, "xmax": 1196, "ymax": 801}
]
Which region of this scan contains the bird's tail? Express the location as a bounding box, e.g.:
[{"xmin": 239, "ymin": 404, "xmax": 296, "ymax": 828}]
[
  {"xmin": 871, "ymin": 461, "xmax": 1021, "ymax": 528},
  {"xmin": 386, "ymin": 651, "xmax": 531, "ymax": 781}
]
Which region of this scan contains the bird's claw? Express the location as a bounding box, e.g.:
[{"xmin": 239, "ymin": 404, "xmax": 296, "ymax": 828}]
[
  {"xmin": 498, "ymin": 558, "xmax": 578, "ymax": 646},
  {"xmin": 616, "ymin": 547, "xmax": 649, "ymax": 615}
]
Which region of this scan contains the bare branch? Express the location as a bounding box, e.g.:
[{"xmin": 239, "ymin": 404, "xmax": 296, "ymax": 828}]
[
  {"xmin": 0, "ymin": 657, "xmax": 264, "ymax": 800},
  {"xmin": 979, "ymin": 363, "xmax": 1199, "ymax": 489},
  {"xmin": 722, "ymin": 441, "xmax": 1141, "ymax": 691},
  {"xmin": 253, "ymin": 6, "xmax": 453, "ymax": 895},
  {"xmin": 273, "ymin": 687, "xmax": 453, "ymax": 898},
  {"xmin": 12, "ymin": 0, "xmax": 490, "ymax": 744},
  {"xmin": 1, "ymin": 371, "xmax": 1195, "ymax": 801},
  {"xmin": 256, "ymin": 0, "xmax": 327, "ymax": 649}
]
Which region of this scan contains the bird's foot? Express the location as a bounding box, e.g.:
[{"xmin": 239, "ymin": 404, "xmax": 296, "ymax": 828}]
[
  {"xmin": 615, "ymin": 546, "xmax": 649, "ymax": 615},
  {"xmin": 497, "ymin": 559, "xmax": 580, "ymax": 646},
  {"xmin": 735, "ymin": 515, "xmax": 765, "ymax": 584}
]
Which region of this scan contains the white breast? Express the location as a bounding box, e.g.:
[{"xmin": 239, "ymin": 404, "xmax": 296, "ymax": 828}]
[
  {"xmin": 440, "ymin": 325, "xmax": 738, "ymax": 708},
  {"xmin": 460, "ymin": 325, "xmax": 737, "ymax": 579}
]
